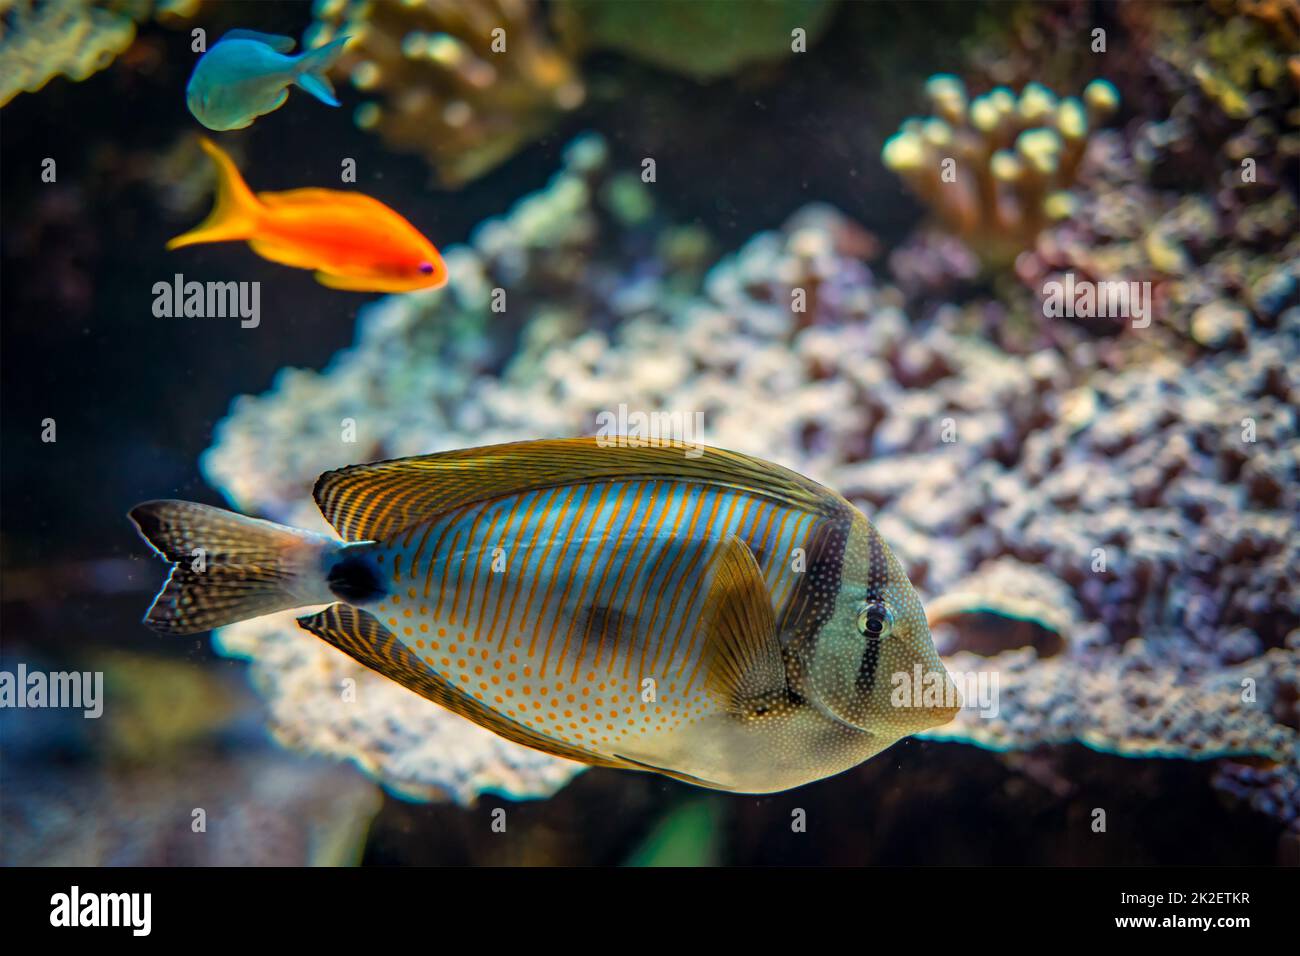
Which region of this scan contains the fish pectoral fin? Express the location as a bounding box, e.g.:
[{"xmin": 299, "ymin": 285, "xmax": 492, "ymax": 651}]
[
  {"xmin": 296, "ymin": 604, "xmax": 629, "ymax": 770},
  {"xmin": 700, "ymin": 536, "xmax": 788, "ymax": 716},
  {"xmin": 223, "ymin": 29, "xmax": 296, "ymax": 52}
]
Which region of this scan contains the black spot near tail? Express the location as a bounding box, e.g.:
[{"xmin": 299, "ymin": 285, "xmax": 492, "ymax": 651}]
[{"xmin": 327, "ymin": 552, "xmax": 386, "ymax": 604}]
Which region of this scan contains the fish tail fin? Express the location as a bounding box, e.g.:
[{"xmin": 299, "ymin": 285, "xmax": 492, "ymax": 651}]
[
  {"xmin": 166, "ymin": 138, "xmax": 262, "ymax": 250},
  {"xmin": 128, "ymin": 500, "xmax": 339, "ymax": 635},
  {"xmin": 294, "ymin": 36, "xmax": 348, "ymax": 107}
]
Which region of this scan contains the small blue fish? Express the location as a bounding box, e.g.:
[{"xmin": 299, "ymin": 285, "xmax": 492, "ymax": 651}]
[{"xmin": 186, "ymin": 29, "xmax": 349, "ymax": 131}]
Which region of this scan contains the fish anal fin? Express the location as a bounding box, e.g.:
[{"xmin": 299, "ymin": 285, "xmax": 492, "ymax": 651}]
[
  {"xmin": 312, "ymin": 270, "xmax": 440, "ymax": 294},
  {"xmin": 313, "ymin": 438, "xmax": 832, "ymax": 543},
  {"xmin": 313, "ymin": 271, "xmax": 384, "ymax": 292},
  {"xmin": 298, "ymin": 604, "xmax": 451, "ymax": 704},
  {"xmin": 296, "ymin": 604, "xmax": 627, "ymax": 770},
  {"xmin": 248, "ymin": 238, "xmax": 325, "ymax": 270},
  {"xmin": 700, "ymin": 536, "xmax": 788, "ymax": 716}
]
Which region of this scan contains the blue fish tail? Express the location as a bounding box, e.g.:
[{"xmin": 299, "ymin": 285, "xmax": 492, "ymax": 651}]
[{"xmin": 294, "ymin": 36, "xmax": 349, "ymax": 107}]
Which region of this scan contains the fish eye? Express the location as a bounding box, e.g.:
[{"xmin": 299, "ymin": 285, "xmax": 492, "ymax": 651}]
[
  {"xmin": 856, "ymin": 601, "xmax": 894, "ymax": 639},
  {"xmin": 417, "ymin": 262, "xmax": 435, "ymax": 275}
]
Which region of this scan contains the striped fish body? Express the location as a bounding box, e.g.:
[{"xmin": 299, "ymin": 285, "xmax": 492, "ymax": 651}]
[
  {"xmin": 366, "ymin": 479, "xmax": 825, "ymax": 790},
  {"xmin": 132, "ymin": 440, "xmax": 961, "ymax": 793}
]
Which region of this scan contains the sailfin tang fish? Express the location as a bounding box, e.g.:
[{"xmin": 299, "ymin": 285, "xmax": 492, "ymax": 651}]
[
  {"xmin": 130, "ymin": 439, "xmax": 960, "ymax": 793},
  {"xmin": 167, "ymin": 138, "xmax": 447, "ymax": 293},
  {"xmin": 187, "ymin": 30, "xmax": 348, "ymax": 131}
]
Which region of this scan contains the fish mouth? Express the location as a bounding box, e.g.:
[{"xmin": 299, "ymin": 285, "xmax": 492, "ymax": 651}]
[
  {"xmin": 900, "ymin": 670, "xmax": 964, "ymax": 732},
  {"xmin": 809, "ymin": 664, "xmax": 962, "ymax": 736}
]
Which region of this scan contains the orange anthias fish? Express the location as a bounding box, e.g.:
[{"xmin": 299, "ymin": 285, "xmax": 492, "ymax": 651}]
[{"xmin": 167, "ymin": 138, "xmax": 447, "ymax": 293}]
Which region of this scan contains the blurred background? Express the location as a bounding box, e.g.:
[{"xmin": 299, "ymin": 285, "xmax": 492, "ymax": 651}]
[{"xmin": 1, "ymin": 0, "xmax": 1297, "ymax": 865}]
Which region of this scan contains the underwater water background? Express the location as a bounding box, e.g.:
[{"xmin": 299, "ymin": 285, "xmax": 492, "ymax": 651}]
[{"xmin": 2, "ymin": 0, "xmax": 1297, "ymax": 866}]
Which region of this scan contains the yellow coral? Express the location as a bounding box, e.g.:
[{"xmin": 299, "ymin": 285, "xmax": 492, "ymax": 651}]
[
  {"xmin": 0, "ymin": 0, "xmax": 197, "ymax": 106},
  {"xmin": 1152, "ymin": 0, "xmax": 1300, "ymax": 119}
]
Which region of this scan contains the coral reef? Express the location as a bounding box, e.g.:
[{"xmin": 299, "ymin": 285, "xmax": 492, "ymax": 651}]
[
  {"xmin": 0, "ymin": 0, "xmax": 196, "ymax": 106},
  {"xmin": 1014, "ymin": 126, "xmax": 1299, "ymax": 345},
  {"xmin": 203, "ymin": 131, "xmax": 1299, "ymax": 831},
  {"xmin": 306, "ymin": 0, "xmax": 585, "ymax": 186},
  {"xmin": 959, "ymin": 0, "xmax": 1104, "ymax": 92},
  {"xmin": 1144, "ymin": 0, "xmax": 1300, "ymax": 121},
  {"xmin": 1007, "ymin": 4, "xmax": 1300, "ymax": 348},
  {"xmin": 881, "ymin": 75, "xmax": 1120, "ymax": 263},
  {"xmin": 891, "ymin": 2, "xmax": 1298, "ymax": 355}
]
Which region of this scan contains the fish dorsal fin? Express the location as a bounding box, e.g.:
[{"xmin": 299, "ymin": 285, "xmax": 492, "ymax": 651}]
[
  {"xmin": 314, "ymin": 438, "xmax": 832, "ymax": 542},
  {"xmin": 256, "ymin": 188, "xmax": 390, "ymax": 212},
  {"xmin": 296, "ymin": 604, "xmax": 629, "ymax": 769},
  {"xmin": 699, "ymin": 536, "xmax": 788, "ymax": 716},
  {"xmin": 222, "ymin": 29, "xmax": 296, "ymax": 52}
]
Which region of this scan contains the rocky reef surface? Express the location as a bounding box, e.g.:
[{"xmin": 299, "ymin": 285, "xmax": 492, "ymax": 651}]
[{"xmin": 203, "ymin": 119, "xmax": 1299, "ymax": 828}]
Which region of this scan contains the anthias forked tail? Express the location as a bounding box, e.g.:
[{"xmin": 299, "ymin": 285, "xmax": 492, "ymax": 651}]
[
  {"xmin": 165, "ymin": 138, "xmax": 262, "ymax": 251},
  {"xmin": 128, "ymin": 499, "xmax": 360, "ymax": 634}
]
